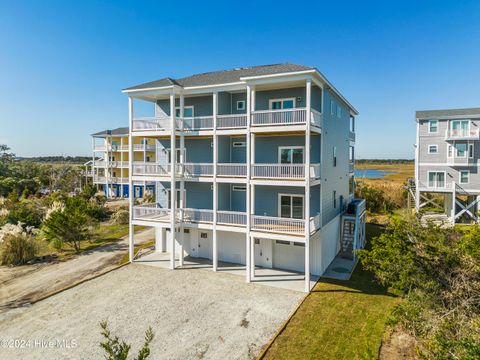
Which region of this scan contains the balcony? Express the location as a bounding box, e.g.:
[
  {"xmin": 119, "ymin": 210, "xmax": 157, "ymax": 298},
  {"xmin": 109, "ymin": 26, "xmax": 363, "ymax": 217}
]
[
  {"xmin": 446, "ymin": 157, "xmax": 477, "ymax": 166},
  {"xmin": 445, "ymin": 128, "xmax": 480, "ymax": 140},
  {"xmin": 349, "ymin": 131, "xmax": 355, "ymax": 142},
  {"xmin": 133, "ymin": 144, "xmax": 156, "ymax": 152},
  {"xmin": 132, "ymin": 109, "xmax": 320, "ymax": 133},
  {"xmin": 417, "ymin": 181, "xmax": 452, "ymax": 191},
  {"xmin": 132, "ymin": 162, "xmax": 320, "ymax": 180},
  {"xmin": 132, "ymin": 204, "xmax": 319, "ymax": 236},
  {"xmin": 252, "ymin": 163, "xmax": 321, "ymax": 180}
]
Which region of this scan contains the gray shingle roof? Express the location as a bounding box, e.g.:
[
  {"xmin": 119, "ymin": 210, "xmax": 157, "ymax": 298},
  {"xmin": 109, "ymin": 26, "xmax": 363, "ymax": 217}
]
[
  {"xmin": 416, "ymin": 108, "xmax": 480, "ymax": 119},
  {"xmin": 92, "ymin": 127, "xmax": 129, "ymax": 137},
  {"xmin": 123, "ymin": 63, "xmax": 314, "ymax": 91}
]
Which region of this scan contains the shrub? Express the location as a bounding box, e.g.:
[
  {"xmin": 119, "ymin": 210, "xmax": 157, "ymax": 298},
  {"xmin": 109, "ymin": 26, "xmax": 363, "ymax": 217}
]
[
  {"xmin": 99, "ymin": 320, "xmax": 154, "ymax": 360},
  {"xmin": 6, "ymin": 199, "xmax": 44, "ymax": 228},
  {"xmin": 355, "ymin": 181, "xmax": 402, "ymax": 213},
  {"xmin": 0, "ymin": 223, "xmax": 37, "ymax": 265},
  {"xmin": 42, "ymin": 197, "xmax": 97, "ymax": 252},
  {"xmin": 112, "ymin": 209, "xmax": 129, "ymax": 225}
]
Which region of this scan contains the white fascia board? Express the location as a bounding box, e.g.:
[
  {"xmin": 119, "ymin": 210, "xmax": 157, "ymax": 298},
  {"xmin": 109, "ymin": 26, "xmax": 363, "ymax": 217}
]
[
  {"xmin": 417, "ymin": 114, "xmax": 480, "ymax": 121},
  {"xmin": 240, "ymin": 70, "xmax": 316, "ymax": 81},
  {"xmin": 122, "ymin": 85, "xmax": 174, "ymax": 94}
]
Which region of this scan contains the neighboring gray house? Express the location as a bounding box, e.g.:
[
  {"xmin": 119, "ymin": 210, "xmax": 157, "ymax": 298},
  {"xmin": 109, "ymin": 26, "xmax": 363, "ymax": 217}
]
[
  {"xmin": 122, "ymin": 63, "xmax": 365, "ymax": 292},
  {"xmin": 414, "ymin": 107, "xmax": 480, "ymax": 224}
]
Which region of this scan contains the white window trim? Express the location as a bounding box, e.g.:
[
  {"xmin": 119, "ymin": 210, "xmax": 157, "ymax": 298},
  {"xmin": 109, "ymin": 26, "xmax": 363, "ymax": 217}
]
[
  {"xmin": 459, "ymin": 170, "xmax": 470, "ymax": 184},
  {"xmin": 278, "ymin": 193, "xmax": 304, "ymax": 219},
  {"xmin": 236, "ymin": 100, "xmax": 245, "ymax": 111},
  {"xmin": 456, "ymin": 143, "xmax": 468, "ymax": 158},
  {"xmin": 278, "ymin": 146, "xmax": 305, "ymax": 163},
  {"xmin": 269, "ymin": 97, "xmax": 296, "ymax": 110},
  {"xmin": 428, "ymin": 144, "xmax": 438, "ymax": 154},
  {"xmin": 427, "ymin": 171, "xmax": 446, "ymax": 188},
  {"xmin": 450, "ymin": 119, "xmax": 470, "ymax": 131},
  {"xmin": 428, "ymin": 120, "xmax": 438, "ymax": 134},
  {"xmin": 469, "ymin": 143, "xmax": 474, "ymax": 158},
  {"xmin": 330, "ymin": 100, "xmax": 335, "ymax": 115},
  {"xmin": 447, "ymin": 144, "xmax": 453, "ymax": 158},
  {"xmin": 337, "ymin": 105, "xmax": 342, "ymax": 118},
  {"xmin": 175, "ymin": 105, "xmax": 194, "ymax": 118}
]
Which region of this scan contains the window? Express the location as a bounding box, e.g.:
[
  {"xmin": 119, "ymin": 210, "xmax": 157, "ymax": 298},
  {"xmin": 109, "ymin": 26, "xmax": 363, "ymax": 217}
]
[
  {"xmin": 349, "ymin": 176, "xmax": 355, "ymax": 195},
  {"xmin": 279, "ymin": 194, "xmax": 304, "ymax": 219},
  {"xmin": 428, "ymin": 120, "xmax": 438, "ymax": 133},
  {"xmin": 330, "ymin": 100, "xmax": 335, "ymax": 115},
  {"xmin": 200, "ymin": 232, "xmax": 208, "ymax": 239},
  {"xmin": 333, "ymin": 146, "xmax": 337, "ymax": 167},
  {"xmin": 279, "ymin": 147, "xmax": 304, "ymax": 164},
  {"xmin": 146, "ymin": 156, "xmax": 151, "ymax": 162},
  {"xmin": 349, "ymin": 146, "xmax": 355, "ymax": 162},
  {"xmin": 232, "ymin": 141, "xmax": 246, "ymax": 147},
  {"xmin": 460, "ymin": 170, "xmax": 469, "ymax": 184},
  {"xmin": 450, "ymin": 120, "xmax": 469, "ymax": 137},
  {"xmin": 175, "ymin": 106, "xmax": 194, "ymax": 118},
  {"xmin": 236, "ymin": 100, "xmax": 245, "ymax": 111},
  {"xmin": 269, "ymin": 98, "xmax": 295, "ymax": 110},
  {"xmin": 276, "ymin": 240, "xmax": 291, "ymax": 245},
  {"xmin": 232, "ymin": 185, "xmax": 246, "ymax": 191},
  {"xmin": 428, "ymin": 145, "xmax": 438, "ymax": 154},
  {"xmin": 469, "ymin": 144, "xmax": 474, "ymax": 158},
  {"xmin": 456, "ymin": 143, "xmax": 467, "ymax": 157},
  {"xmin": 350, "ymin": 115, "xmax": 355, "ymax": 132},
  {"xmin": 293, "ymin": 242, "xmax": 305, "ymax": 247},
  {"xmin": 333, "ymin": 190, "xmax": 337, "ymax": 208},
  {"xmin": 448, "ymin": 145, "xmax": 453, "ymax": 158},
  {"xmin": 337, "ymin": 105, "xmax": 342, "ymax": 118},
  {"xmin": 428, "ymin": 172, "xmax": 445, "ymax": 188}
]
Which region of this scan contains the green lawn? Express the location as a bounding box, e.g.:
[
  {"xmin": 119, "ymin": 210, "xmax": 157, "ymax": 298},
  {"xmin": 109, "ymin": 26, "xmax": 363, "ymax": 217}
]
[{"xmin": 262, "ymin": 224, "xmax": 400, "ymax": 360}]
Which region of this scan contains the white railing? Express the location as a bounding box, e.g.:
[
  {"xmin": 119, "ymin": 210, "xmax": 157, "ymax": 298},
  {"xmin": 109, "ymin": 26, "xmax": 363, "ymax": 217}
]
[
  {"xmin": 93, "ymin": 176, "xmax": 106, "ymax": 183},
  {"xmin": 110, "ymin": 161, "xmax": 129, "ymax": 168},
  {"xmin": 251, "ymin": 215, "xmax": 305, "ymax": 235},
  {"xmin": 217, "ymin": 114, "xmax": 247, "ymax": 129},
  {"xmin": 111, "ymin": 145, "xmax": 128, "ymax": 152},
  {"xmin": 133, "ymin": 117, "xmax": 172, "ymax": 131},
  {"xmin": 445, "ymin": 127, "xmax": 480, "ymax": 139},
  {"xmin": 93, "ymin": 146, "xmax": 106, "ymax": 152},
  {"xmin": 183, "ymin": 163, "xmax": 214, "ymax": 177},
  {"xmin": 252, "ymin": 164, "xmax": 305, "ymax": 179},
  {"xmin": 182, "ymin": 208, "xmax": 214, "ymax": 223},
  {"xmin": 311, "ymin": 109, "xmax": 322, "ymax": 127},
  {"xmin": 133, "ymin": 144, "xmax": 156, "ymax": 152},
  {"xmin": 217, "ymin": 211, "xmax": 247, "ymax": 226},
  {"xmin": 133, "ymin": 204, "xmax": 171, "ymax": 222},
  {"xmin": 217, "ymin": 163, "xmax": 247, "ymax": 177},
  {"xmin": 251, "ymin": 108, "xmax": 307, "ymax": 126},
  {"xmin": 182, "ymin": 116, "xmax": 213, "ymax": 131},
  {"xmin": 132, "ymin": 162, "xmax": 170, "ymax": 176},
  {"xmin": 417, "ymin": 181, "xmax": 452, "ymax": 190},
  {"xmin": 446, "ymin": 157, "xmax": 477, "ymax": 166},
  {"xmin": 94, "ymin": 161, "xmax": 107, "ymax": 167}
]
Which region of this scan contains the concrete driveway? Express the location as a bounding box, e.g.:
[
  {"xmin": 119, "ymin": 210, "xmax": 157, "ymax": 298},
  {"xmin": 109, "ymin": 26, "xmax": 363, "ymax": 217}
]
[{"xmin": 0, "ymin": 263, "xmax": 304, "ymax": 359}]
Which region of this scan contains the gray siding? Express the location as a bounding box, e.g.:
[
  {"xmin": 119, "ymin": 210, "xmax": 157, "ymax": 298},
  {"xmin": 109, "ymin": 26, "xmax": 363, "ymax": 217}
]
[{"xmin": 321, "ymin": 89, "xmax": 351, "ymax": 225}]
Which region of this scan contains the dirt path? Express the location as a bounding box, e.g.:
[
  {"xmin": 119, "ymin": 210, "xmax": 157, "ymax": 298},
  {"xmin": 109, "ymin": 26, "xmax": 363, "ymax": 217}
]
[{"xmin": 0, "ymin": 228, "xmax": 154, "ymax": 312}]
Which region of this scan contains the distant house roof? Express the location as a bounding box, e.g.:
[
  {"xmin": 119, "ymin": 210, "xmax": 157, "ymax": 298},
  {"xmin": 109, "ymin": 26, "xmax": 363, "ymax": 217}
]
[
  {"xmin": 123, "ymin": 64, "xmax": 314, "ymax": 91},
  {"xmin": 91, "ymin": 127, "xmax": 129, "ymax": 137},
  {"xmin": 416, "ymin": 108, "xmax": 480, "ymax": 120}
]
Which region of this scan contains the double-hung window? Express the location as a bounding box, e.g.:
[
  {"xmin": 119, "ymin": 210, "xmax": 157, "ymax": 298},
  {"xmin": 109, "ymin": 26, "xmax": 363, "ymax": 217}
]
[
  {"xmin": 428, "ymin": 144, "xmax": 438, "ymax": 154},
  {"xmin": 428, "ymin": 120, "xmax": 438, "ymax": 133},
  {"xmin": 279, "ymin": 147, "xmax": 304, "ymax": 164},
  {"xmin": 459, "ymin": 170, "xmax": 470, "ymax": 184},
  {"xmin": 428, "ymin": 172, "xmax": 445, "ymax": 188},
  {"xmin": 279, "ymin": 194, "xmax": 304, "ymax": 219}
]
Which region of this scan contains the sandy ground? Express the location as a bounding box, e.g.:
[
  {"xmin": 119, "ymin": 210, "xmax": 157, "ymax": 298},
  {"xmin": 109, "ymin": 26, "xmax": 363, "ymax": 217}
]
[
  {"xmin": 0, "ymin": 228, "xmax": 154, "ymax": 311},
  {"xmin": 0, "ymin": 264, "xmax": 303, "ymax": 360}
]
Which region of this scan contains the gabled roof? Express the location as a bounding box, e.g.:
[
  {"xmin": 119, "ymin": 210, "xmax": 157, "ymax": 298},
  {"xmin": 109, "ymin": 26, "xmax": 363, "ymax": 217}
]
[
  {"xmin": 123, "ymin": 63, "xmax": 314, "ymax": 91},
  {"xmin": 416, "ymin": 108, "xmax": 480, "ymax": 120},
  {"xmin": 92, "ymin": 127, "xmax": 129, "ymax": 137}
]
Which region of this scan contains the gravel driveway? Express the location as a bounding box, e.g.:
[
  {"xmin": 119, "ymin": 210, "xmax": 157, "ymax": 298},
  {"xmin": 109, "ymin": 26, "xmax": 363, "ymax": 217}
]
[{"xmin": 0, "ymin": 263, "xmax": 303, "ymax": 359}]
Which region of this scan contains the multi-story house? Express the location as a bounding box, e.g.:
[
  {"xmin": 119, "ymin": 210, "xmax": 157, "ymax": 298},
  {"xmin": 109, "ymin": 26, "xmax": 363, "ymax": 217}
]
[
  {"xmin": 123, "ymin": 63, "xmax": 365, "ymax": 292},
  {"xmin": 414, "ymin": 107, "xmax": 480, "ymax": 224},
  {"xmin": 87, "ymin": 127, "xmax": 156, "ymax": 198}
]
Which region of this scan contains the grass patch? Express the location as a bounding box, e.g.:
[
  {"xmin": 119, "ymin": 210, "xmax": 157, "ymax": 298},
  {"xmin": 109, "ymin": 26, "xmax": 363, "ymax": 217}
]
[
  {"xmin": 118, "ymin": 240, "xmax": 155, "ymax": 265},
  {"xmin": 356, "ymin": 162, "xmax": 414, "ymax": 185},
  {"xmin": 262, "ymin": 224, "xmax": 400, "ymax": 360}
]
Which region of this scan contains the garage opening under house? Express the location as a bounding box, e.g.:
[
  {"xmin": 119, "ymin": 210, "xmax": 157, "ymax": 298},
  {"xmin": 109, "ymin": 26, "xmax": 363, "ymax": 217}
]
[{"xmin": 122, "ymin": 63, "xmax": 365, "ymax": 292}]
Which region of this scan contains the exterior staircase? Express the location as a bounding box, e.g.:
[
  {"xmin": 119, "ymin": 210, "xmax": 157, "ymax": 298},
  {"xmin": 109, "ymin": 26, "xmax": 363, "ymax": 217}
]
[{"xmin": 340, "ymin": 217, "xmax": 355, "ymax": 259}]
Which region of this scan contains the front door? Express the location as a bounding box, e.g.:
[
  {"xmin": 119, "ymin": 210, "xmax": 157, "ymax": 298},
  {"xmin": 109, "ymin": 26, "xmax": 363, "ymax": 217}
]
[
  {"xmin": 254, "ymin": 238, "xmax": 272, "ymax": 268},
  {"xmin": 134, "ymin": 186, "xmax": 142, "ymax": 198}
]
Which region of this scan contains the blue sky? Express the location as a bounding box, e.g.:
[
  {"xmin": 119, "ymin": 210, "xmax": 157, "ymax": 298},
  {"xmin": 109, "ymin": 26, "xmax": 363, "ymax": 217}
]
[{"xmin": 0, "ymin": 0, "xmax": 479, "ymax": 158}]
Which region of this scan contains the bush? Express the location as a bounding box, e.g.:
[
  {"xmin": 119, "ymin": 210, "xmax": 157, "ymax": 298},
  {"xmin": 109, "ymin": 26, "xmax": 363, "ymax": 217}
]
[
  {"xmin": 112, "ymin": 209, "xmax": 129, "ymax": 225},
  {"xmin": 6, "ymin": 199, "xmax": 44, "ymax": 228},
  {"xmin": 0, "ymin": 223, "xmax": 37, "ymax": 265},
  {"xmin": 42, "ymin": 197, "xmax": 97, "ymax": 252}
]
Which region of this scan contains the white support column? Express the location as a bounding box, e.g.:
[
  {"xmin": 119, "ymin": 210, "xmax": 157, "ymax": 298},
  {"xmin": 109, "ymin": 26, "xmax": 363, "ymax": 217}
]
[
  {"xmin": 179, "ymin": 93, "xmax": 185, "ymax": 267},
  {"xmin": 246, "ymin": 85, "xmax": 252, "ymax": 283},
  {"xmin": 304, "ymin": 78, "xmax": 312, "ymax": 293},
  {"xmin": 105, "ymin": 136, "xmax": 110, "ymax": 198},
  {"xmin": 128, "ymin": 97, "xmax": 134, "ymax": 263},
  {"xmin": 170, "ymin": 92, "xmax": 177, "ymax": 270},
  {"xmin": 212, "ymin": 91, "xmax": 218, "ymax": 271},
  {"xmin": 451, "ymin": 183, "xmax": 456, "ymax": 225},
  {"xmin": 250, "ymin": 183, "xmax": 255, "ymax": 279},
  {"xmin": 120, "ymin": 137, "xmax": 125, "ymax": 197},
  {"xmin": 414, "ymin": 120, "xmax": 420, "ymax": 211}
]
